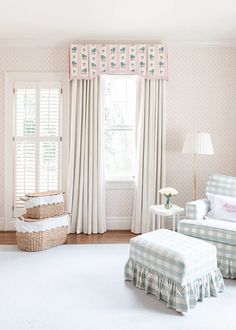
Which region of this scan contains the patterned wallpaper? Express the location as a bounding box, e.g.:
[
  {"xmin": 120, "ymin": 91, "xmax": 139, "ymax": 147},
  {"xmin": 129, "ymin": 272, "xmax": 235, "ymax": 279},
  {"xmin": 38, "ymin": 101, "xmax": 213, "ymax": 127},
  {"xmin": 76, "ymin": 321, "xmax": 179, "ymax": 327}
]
[
  {"xmin": 106, "ymin": 47, "xmax": 236, "ymax": 217},
  {"xmin": 106, "ymin": 190, "xmax": 134, "ymax": 217},
  {"xmin": 166, "ymin": 47, "xmax": 236, "ymax": 207},
  {"xmin": 0, "ymin": 48, "xmax": 68, "ymax": 217},
  {"xmin": 0, "ymin": 47, "xmax": 236, "ymax": 222}
]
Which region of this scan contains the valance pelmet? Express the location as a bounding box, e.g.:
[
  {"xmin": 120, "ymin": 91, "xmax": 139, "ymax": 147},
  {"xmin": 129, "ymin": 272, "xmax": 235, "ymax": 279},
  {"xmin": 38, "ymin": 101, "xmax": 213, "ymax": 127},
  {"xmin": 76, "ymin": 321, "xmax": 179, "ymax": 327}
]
[{"xmin": 70, "ymin": 44, "xmax": 168, "ymax": 80}]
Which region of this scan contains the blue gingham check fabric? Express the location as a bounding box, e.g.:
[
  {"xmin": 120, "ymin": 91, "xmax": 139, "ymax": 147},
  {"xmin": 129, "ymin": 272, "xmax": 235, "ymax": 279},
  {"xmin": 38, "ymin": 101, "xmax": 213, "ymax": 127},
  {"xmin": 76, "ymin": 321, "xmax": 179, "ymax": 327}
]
[
  {"xmin": 178, "ymin": 219, "xmax": 236, "ymax": 278},
  {"xmin": 127, "ymin": 229, "xmax": 217, "ymax": 285},
  {"xmin": 202, "ymin": 239, "xmax": 236, "ymax": 278},
  {"xmin": 186, "ymin": 174, "xmax": 236, "ymax": 220},
  {"xmin": 180, "ymin": 174, "xmax": 236, "ymax": 279},
  {"xmin": 125, "ymin": 229, "xmax": 224, "ymax": 312},
  {"xmin": 178, "ymin": 219, "xmax": 236, "ymax": 246},
  {"xmin": 205, "ymin": 240, "xmax": 236, "ymax": 260},
  {"xmin": 186, "ymin": 199, "xmax": 210, "ymax": 220},
  {"xmin": 206, "ymin": 173, "xmax": 236, "ymax": 197}
]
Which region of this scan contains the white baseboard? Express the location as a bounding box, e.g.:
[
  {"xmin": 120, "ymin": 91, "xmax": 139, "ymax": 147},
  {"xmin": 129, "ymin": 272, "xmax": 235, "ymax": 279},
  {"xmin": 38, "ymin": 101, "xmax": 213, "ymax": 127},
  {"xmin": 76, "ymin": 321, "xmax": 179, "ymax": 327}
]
[
  {"xmin": 0, "ymin": 218, "xmax": 15, "ymax": 231},
  {"xmin": 6, "ymin": 220, "xmax": 16, "ymax": 231},
  {"xmin": 0, "ymin": 218, "xmax": 5, "ymax": 231},
  {"xmin": 106, "ymin": 217, "xmax": 132, "ymax": 230},
  {"xmin": 0, "ymin": 215, "xmax": 186, "ymax": 232},
  {"xmin": 0, "ymin": 217, "xmax": 132, "ymax": 231}
]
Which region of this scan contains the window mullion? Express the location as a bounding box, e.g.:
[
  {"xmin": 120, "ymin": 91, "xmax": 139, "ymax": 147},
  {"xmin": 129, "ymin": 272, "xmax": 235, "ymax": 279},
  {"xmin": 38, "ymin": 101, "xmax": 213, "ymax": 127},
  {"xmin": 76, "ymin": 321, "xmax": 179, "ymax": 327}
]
[{"xmin": 104, "ymin": 126, "xmax": 134, "ymax": 131}]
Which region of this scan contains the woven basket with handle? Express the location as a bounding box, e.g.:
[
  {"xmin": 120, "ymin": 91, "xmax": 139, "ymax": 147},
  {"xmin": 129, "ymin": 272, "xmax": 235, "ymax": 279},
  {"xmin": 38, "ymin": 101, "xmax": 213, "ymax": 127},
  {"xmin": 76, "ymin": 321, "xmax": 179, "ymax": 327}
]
[
  {"xmin": 16, "ymin": 215, "xmax": 68, "ymax": 252},
  {"xmin": 20, "ymin": 191, "xmax": 65, "ymax": 219}
]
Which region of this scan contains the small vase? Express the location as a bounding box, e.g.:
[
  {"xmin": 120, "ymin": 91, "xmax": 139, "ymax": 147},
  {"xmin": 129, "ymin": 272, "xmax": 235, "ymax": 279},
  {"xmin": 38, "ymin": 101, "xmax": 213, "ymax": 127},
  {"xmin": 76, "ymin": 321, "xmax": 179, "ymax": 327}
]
[{"xmin": 164, "ymin": 195, "xmax": 172, "ymax": 209}]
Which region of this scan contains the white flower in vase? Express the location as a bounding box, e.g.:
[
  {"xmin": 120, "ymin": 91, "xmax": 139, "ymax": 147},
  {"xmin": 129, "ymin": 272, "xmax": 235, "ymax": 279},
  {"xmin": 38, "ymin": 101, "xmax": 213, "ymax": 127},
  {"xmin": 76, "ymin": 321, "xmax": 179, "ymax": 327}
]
[{"xmin": 159, "ymin": 187, "xmax": 178, "ymax": 209}]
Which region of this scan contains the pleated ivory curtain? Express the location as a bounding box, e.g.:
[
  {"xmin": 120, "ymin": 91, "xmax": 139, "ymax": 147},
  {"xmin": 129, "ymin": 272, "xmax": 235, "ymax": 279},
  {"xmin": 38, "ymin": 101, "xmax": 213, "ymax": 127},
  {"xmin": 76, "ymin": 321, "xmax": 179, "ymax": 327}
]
[
  {"xmin": 132, "ymin": 79, "xmax": 166, "ymax": 234},
  {"xmin": 67, "ymin": 78, "xmax": 106, "ymax": 234}
]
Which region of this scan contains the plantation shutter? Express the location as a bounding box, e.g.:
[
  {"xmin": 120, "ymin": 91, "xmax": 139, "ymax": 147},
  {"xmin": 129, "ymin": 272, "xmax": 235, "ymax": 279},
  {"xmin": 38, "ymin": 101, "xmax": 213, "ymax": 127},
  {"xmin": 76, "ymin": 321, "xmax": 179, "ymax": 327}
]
[{"xmin": 13, "ymin": 82, "xmax": 62, "ymax": 217}]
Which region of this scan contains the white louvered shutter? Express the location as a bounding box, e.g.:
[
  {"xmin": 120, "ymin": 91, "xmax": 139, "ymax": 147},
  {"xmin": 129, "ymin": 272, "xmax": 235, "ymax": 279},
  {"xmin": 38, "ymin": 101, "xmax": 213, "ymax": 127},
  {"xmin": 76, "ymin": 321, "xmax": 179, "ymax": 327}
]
[{"xmin": 13, "ymin": 82, "xmax": 62, "ymax": 217}]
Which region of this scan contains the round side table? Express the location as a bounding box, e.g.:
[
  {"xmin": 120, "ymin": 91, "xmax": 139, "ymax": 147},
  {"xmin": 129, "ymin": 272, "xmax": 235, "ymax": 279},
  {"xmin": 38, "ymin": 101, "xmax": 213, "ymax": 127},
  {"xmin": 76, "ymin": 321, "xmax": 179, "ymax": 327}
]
[{"xmin": 150, "ymin": 204, "xmax": 184, "ymax": 231}]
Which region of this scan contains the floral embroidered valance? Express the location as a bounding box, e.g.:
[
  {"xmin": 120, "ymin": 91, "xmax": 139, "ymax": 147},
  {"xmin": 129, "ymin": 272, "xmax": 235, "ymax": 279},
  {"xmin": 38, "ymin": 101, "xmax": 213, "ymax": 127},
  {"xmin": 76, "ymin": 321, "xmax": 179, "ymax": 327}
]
[{"xmin": 70, "ymin": 43, "xmax": 168, "ymax": 80}]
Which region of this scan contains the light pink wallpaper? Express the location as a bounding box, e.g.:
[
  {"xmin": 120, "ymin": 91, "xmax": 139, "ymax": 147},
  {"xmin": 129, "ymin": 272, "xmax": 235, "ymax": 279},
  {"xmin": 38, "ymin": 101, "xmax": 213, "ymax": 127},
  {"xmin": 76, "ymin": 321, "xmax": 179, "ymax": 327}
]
[
  {"xmin": 166, "ymin": 47, "xmax": 236, "ymax": 207},
  {"xmin": 0, "ymin": 46, "xmax": 236, "ymax": 225},
  {"xmin": 106, "ymin": 190, "xmax": 134, "ymax": 217},
  {"xmin": 0, "ymin": 48, "xmax": 68, "ymax": 217}
]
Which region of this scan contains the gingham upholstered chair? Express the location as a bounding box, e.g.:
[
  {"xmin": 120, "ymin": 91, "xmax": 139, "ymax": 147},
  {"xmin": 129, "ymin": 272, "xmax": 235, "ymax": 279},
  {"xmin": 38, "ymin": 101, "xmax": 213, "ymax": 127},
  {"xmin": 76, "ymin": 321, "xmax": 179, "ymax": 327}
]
[{"xmin": 178, "ymin": 173, "xmax": 236, "ymax": 279}]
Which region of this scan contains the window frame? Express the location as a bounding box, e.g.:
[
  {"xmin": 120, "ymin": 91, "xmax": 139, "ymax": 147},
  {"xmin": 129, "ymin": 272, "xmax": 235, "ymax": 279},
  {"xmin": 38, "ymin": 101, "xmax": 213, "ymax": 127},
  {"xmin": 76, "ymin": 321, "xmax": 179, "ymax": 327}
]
[
  {"xmin": 5, "ymin": 72, "xmax": 69, "ymax": 229},
  {"xmin": 101, "ymin": 74, "xmax": 138, "ymax": 183},
  {"xmin": 13, "ymin": 81, "xmax": 62, "ymax": 216}
]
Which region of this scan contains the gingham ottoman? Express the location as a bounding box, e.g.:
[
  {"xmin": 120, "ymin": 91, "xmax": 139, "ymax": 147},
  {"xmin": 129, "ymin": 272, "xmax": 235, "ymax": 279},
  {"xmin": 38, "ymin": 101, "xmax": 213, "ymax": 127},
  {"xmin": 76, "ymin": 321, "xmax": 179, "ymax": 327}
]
[{"xmin": 124, "ymin": 229, "xmax": 224, "ymax": 313}]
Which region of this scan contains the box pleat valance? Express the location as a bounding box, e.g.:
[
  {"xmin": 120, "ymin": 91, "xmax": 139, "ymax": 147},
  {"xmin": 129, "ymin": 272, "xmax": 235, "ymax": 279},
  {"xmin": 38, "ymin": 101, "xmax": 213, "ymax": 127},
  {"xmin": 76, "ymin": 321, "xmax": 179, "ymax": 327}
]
[{"xmin": 70, "ymin": 43, "xmax": 168, "ymax": 80}]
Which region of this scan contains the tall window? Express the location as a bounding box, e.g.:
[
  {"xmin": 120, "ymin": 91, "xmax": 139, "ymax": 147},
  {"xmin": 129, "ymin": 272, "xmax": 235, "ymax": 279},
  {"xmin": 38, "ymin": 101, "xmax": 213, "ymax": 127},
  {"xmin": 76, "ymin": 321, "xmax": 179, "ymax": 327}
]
[
  {"xmin": 102, "ymin": 75, "xmax": 137, "ymax": 181},
  {"xmin": 13, "ymin": 81, "xmax": 62, "ymax": 216}
]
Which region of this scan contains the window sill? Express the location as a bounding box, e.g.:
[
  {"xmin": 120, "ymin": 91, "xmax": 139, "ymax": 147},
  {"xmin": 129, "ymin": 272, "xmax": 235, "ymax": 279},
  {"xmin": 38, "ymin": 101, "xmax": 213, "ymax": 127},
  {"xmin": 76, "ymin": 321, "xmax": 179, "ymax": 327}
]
[{"xmin": 105, "ymin": 180, "xmax": 135, "ymax": 190}]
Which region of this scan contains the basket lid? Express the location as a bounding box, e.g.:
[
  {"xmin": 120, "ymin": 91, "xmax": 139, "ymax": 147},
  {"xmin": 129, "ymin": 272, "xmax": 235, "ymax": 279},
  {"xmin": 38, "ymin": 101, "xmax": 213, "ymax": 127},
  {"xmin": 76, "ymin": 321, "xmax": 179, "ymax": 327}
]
[
  {"xmin": 25, "ymin": 190, "xmax": 63, "ymax": 198},
  {"xmin": 18, "ymin": 213, "xmax": 68, "ymax": 222}
]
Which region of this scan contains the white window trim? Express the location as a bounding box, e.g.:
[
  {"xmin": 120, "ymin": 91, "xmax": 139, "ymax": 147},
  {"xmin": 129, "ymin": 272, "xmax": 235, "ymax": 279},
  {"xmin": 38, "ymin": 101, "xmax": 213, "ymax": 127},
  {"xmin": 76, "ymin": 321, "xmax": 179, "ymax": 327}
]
[
  {"xmin": 4, "ymin": 72, "xmax": 69, "ymax": 230},
  {"xmin": 102, "ymin": 74, "xmax": 137, "ymax": 186},
  {"xmin": 105, "ymin": 180, "xmax": 135, "ymax": 190}
]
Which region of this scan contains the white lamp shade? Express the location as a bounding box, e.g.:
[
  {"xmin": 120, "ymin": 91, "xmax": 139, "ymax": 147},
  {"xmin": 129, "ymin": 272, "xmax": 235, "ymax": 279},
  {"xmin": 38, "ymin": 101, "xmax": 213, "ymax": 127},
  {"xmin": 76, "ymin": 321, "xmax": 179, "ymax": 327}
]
[{"xmin": 182, "ymin": 132, "xmax": 214, "ymax": 155}]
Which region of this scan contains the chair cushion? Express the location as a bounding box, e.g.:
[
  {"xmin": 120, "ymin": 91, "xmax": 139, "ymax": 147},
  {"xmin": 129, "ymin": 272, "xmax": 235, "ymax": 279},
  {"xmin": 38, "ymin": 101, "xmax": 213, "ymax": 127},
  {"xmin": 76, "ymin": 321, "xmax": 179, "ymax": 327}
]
[
  {"xmin": 178, "ymin": 219, "xmax": 236, "ymax": 246},
  {"xmin": 129, "ymin": 229, "xmax": 217, "ymax": 285},
  {"xmin": 203, "ymin": 239, "xmax": 236, "ymax": 261},
  {"xmin": 207, "ymin": 193, "xmax": 236, "ymax": 222}
]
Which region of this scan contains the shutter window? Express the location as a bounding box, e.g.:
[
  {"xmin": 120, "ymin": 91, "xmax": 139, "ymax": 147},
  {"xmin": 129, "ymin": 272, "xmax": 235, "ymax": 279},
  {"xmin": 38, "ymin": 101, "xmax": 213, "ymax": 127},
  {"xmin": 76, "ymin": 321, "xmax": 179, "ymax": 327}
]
[
  {"xmin": 40, "ymin": 88, "xmax": 60, "ymax": 137},
  {"xmin": 15, "ymin": 142, "xmax": 36, "ymax": 208},
  {"xmin": 13, "ymin": 82, "xmax": 62, "ymax": 216},
  {"xmin": 16, "ymin": 88, "xmax": 36, "ymax": 137},
  {"xmin": 39, "ymin": 141, "xmax": 59, "ymax": 192}
]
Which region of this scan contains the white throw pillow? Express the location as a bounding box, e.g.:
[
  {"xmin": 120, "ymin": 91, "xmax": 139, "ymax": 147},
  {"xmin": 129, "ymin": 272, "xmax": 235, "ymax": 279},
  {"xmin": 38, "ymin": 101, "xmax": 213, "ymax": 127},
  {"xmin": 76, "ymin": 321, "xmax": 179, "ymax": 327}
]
[{"xmin": 207, "ymin": 193, "xmax": 236, "ymax": 222}]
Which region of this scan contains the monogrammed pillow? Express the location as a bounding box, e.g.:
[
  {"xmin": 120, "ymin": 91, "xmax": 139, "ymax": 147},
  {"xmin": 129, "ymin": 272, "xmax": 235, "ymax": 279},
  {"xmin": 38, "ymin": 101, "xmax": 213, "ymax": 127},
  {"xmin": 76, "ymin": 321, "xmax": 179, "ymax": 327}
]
[{"xmin": 207, "ymin": 193, "xmax": 236, "ymax": 222}]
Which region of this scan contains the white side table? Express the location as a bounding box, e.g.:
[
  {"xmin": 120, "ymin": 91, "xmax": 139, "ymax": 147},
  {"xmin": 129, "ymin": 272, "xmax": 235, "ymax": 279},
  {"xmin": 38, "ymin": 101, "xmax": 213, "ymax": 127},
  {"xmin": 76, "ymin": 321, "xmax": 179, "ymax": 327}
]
[{"xmin": 150, "ymin": 204, "xmax": 184, "ymax": 231}]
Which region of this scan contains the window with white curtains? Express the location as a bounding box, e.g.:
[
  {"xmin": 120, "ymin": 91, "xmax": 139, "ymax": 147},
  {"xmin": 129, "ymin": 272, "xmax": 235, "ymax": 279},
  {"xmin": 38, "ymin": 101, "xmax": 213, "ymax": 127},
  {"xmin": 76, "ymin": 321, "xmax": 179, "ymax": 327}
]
[
  {"xmin": 102, "ymin": 75, "xmax": 137, "ymax": 181},
  {"xmin": 7, "ymin": 76, "xmax": 68, "ymax": 218}
]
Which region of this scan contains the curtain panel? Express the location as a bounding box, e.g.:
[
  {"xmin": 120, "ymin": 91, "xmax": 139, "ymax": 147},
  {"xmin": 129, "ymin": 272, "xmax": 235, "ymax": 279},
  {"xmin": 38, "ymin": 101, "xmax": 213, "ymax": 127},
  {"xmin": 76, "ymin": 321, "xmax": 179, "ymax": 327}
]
[
  {"xmin": 132, "ymin": 79, "xmax": 166, "ymax": 234},
  {"xmin": 70, "ymin": 44, "xmax": 168, "ymax": 80},
  {"xmin": 68, "ymin": 42, "xmax": 167, "ymax": 235},
  {"xmin": 67, "ymin": 78, "xmax": 106, "ymax": 234}
]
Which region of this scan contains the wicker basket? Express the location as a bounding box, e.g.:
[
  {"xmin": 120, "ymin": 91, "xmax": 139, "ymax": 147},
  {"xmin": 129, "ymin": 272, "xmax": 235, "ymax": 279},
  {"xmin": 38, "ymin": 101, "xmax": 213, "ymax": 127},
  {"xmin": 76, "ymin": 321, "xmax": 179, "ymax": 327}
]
[
  {"xmin": 26, "ymin": 202, "xmax": 64, "ymax": 219},
  {"xmin": 21, "ymin": 191, "xmax": 65, "ymax": 219},
  {"xmin": 16, "ymin": 214, "xmax": 69, "ymax": 252},
  {"xmin": 25, "ymin": 191, "xmax": 62, "ymax": 198},
  {"xmin": 16, "ymin": 226, "xmax": 68, "ymax": 252}
]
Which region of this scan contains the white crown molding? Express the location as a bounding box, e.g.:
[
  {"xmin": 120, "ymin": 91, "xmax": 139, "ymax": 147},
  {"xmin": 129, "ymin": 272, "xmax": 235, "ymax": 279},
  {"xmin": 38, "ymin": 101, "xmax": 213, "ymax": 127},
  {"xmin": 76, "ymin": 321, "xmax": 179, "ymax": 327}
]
[
  {"xmin": 166, "ymin": 40, "xmax": 236, "ymax": 48},
  {"xmin": 0, "ymin": 39, "xmax": 69, "ymax": 48}
]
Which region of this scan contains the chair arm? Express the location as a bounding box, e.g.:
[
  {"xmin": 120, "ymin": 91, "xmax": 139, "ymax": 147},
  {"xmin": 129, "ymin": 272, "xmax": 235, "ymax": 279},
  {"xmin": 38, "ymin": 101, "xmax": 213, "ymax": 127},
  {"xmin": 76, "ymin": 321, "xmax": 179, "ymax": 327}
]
[{"xmin": 186, "ymin": 199, "xmax": 210, "ymax": 220}]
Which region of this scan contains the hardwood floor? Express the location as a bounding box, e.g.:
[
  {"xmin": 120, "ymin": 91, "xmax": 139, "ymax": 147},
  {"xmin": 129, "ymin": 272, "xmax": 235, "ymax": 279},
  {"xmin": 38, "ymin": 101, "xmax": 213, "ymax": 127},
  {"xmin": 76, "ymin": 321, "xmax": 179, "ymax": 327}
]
[
  {"xmin": 0, "ymin": 232, "xmax": 17, "ymax": 245},
  {"xmin": 0, "ymin": 231, "xmax": 137, "ymax": 245}
]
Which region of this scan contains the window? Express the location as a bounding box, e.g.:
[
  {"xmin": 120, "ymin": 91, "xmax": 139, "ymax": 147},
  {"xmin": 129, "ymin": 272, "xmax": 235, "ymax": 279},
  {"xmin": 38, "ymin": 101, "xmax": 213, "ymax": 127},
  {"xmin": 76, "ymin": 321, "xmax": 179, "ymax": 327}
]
[
  {"xmin": 14, "ymin": 82, "xmax": 61, "ymax": 215},
  {"xmin": 102, "ymin": 75, "xmax": 137, "ymax": 181},
  {"xmin": 8, "ymin": 76, "xmax": 68, "ymax": 218}
]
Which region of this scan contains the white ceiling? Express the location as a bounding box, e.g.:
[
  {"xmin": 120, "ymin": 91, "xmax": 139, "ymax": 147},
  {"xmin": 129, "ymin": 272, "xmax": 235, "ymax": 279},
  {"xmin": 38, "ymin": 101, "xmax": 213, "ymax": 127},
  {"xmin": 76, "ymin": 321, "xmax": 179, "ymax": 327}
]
[{"xmin": 1, "ymin": 0, "xmax": 236, "ymax": 47}]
